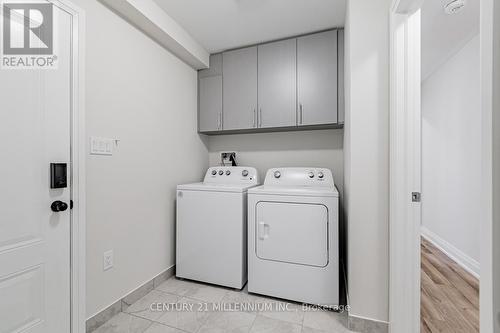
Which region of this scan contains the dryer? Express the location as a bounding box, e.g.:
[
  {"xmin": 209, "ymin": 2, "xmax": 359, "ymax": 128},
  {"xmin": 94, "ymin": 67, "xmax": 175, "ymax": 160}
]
[
  {"xmin": 176, "ymin": 167, "xmax": 259, "ymax": 289},
  {"xmin": 248, "ymin": 168, "xmax": 339, "ymax": 306}
]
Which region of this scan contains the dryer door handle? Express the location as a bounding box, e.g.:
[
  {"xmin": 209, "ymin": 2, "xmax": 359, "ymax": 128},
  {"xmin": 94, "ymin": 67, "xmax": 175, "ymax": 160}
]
[{"xmin": 258, "ymin": 222, "xmax": 270, "ymax": 240}]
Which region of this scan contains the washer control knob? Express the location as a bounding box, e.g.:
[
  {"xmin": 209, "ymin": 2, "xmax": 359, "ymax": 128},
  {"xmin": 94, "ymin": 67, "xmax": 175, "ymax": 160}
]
[
  {"xmin": 242, "ymin": 170, "xmax": 249, "ymax": 177},
  {"xmin": 274, "ymin": 171, "xmax": 281, "ymax": 179},
  {"xmin": 308, "ymin": 172, "xmax": 315, "ymax": 178},
  {"xmin": 211, "ymin": 170, "xmax": 217, "ymax": 175},
  {"xmin": 225, "ymin": 170, "xmax": 231, "ymax": 176},
  {"xmin": 318, "ymin": 172, "xmax": 324, "ymax": 179},
  {"xmin": 218, "ymin": 170, "xmax": 224, "ymax": 175}
]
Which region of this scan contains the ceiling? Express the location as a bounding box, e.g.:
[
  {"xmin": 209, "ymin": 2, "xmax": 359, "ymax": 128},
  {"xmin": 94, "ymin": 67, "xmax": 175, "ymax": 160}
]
[
  {"xmin": 421, "ymin": 0, "xmax": 479, "ymax": 80},
  {"xmin": 153, "ymin": 0, "xmax": 346, "ymax": 53}
]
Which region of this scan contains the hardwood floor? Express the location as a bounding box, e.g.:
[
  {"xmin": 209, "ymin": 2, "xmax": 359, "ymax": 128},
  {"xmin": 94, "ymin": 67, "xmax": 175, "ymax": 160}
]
[{"xmin": 421, "ymin": 238, "xmax": 479, "ymax": 332}]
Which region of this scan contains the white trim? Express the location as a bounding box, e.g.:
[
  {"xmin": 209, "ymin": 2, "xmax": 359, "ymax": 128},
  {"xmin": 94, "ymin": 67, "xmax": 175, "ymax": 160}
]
[
  {"xmin": 47, "ymin": 1, "xmax": 86, "ymax": 332},
  {"xmin": 389, "ymin": 1, "xmax": 422, "ymax": 332},
  {"xmin": 349, "ymin": 313, "xmax": 390, "ymax": 325},
  {"xmin": 421, "ymin": 227, "xmax": 480, "ymax": 279},
  {"xmin": 392, "ymin": 0, "xmax": 424, "ymax": 14},
  {"xmin": 480, "ymin": 0, "xmax": 499, "ymax": 331}
]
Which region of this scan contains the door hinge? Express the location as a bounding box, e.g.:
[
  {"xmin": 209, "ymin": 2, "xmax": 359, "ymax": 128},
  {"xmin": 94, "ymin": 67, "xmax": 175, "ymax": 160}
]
[{"xmin": 412, "ymin": 192, "xmax": 421, "ymax": 202}]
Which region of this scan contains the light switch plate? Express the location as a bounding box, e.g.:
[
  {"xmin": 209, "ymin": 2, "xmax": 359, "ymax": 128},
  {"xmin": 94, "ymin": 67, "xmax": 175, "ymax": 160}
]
[
  {"xmin": 90, "ymin": 137, "xmax": 114, "ymax": 155},
  {"xmin": 103, "ymin": 250, "xmax": 114, "ymax": 271}
]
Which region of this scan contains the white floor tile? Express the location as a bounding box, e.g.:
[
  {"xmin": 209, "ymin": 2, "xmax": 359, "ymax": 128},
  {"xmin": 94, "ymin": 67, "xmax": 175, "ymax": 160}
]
[
  {"xmin": 301, "ymin": 326, "xmax": 332, "ymax": 333},
  {"xmin": 94, "ymin": 278, "xmax": 352, "ymax": 333},
  {"xmin": 156, "ymin": 278, "xmax": 199, "ymax": 296},
  {"xmin": 156, "ymin": 278, "xmax": 229, "ymax": 303},
  {"xmin": 124, "ymin": 290, "xmax": 179, "ymax": 321},
  {"xmin": 92, "ymin": 313, "xmax": 153, "ymax": 333},
  {"xmin": 302, "ymin": 310, "xmax": 349, "ymax": 333},
  {"xmin": 258, "ymin": 301, "xmax": 304, "ymax": 325},
  {"xmin": 143, "ymin": 322, "xmax": 185, "ymax": 333},
  {"xmin": 249, "ymin": 315, "xmax": 301, "ymax": 333},
  {"xmin": 156, "ymin": 297, "xmax": 211, "ymax": 333},
  {"xmin": 198, "ymin": 310, "xmax": 257, "ymax": 333}
]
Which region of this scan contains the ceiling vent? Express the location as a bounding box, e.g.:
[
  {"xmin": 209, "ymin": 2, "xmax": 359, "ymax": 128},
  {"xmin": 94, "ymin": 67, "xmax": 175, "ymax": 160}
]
[{"xmin": 444, "ymin": 0, "xmax": 466, "ymax": 14}]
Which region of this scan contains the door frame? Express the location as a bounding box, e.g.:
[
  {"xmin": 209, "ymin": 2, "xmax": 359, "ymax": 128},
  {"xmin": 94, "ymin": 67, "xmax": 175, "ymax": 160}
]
[
  {"xmin": 389, "ymin": 0, "xmax": 423, "ymax": 333},
  {"xmin": 388, "ymin": 1, "xmax": 423, "ymax": 332},
  {"xmin": 47, "ymin": 1, "xmax": 86, "ymax": 332},
  {"xmin": 479, "ymin": 0, "xmax": 500, "ymax": 331}
]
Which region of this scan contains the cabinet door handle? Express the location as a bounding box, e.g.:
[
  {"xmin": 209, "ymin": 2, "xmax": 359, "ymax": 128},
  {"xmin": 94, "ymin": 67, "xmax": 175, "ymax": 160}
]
[
  {"xmin": 299, "ymin": 103, "xmax": 303, "ymax": 125},
  {"xmin": 217, "ymin": 112, "xmax": 222, "ymax": 130},
  {"xmin": 220, "ymin": 112, "xmax": 223, "ymax": 130},
  {"xmin": 253, "ymin": 108, "xmax": 256, "ymax": 128},
  {"xmin": 259, "ymin": 108, "xmax": 263, "ymax": 127}
]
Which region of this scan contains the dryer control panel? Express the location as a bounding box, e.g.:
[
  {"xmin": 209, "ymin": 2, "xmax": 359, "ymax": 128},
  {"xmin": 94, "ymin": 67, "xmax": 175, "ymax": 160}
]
[
  {"xmin": 204, "ymin": 166, "xmax": 259, "ymax": 185},
  {"xmin": 263, "ymin": 168, "xmax": 334, "ymax": 188}
]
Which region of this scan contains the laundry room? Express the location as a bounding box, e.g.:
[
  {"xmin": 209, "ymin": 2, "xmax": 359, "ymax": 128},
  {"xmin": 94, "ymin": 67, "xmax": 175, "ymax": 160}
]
[
  {"xmin": 2, "ymin": 0, "xmax": 497, "ymax": 333},
  {"xmin": 2, "ymin": 0, "xmax": 387, "ymax": 332}
]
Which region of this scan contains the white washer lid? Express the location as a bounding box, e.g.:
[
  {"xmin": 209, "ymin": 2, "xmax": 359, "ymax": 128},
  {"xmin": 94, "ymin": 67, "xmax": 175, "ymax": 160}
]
[
  {"xmin": 177, "ymin": 182, "xmax": 258, "ymax": 193},
  {"xmin": 248, "ymin": 185, "xmax": 339, "ymax": 197}
]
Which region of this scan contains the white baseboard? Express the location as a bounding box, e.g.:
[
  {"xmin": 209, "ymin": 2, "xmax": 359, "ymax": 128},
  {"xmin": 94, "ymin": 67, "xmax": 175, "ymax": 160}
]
[{"xmin": 421, "ymin": 227, "xmax": 480, "ymax": 279}]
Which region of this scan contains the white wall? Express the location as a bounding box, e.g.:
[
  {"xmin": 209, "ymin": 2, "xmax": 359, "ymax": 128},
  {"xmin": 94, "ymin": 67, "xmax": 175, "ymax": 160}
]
[
  {"xmin": 207, "ymin": 130, "xmax": 344, "ymax": 195},
  {"xmin": 74, "ymin": 0, "xmax": 209, "ymax": 318},
  {"xmin": 344, "ymin": 0, "xmax": 390, "ymax": 323},
  {"xmin": 421, "ymin": 35, "xmax": 481, "ymax": 275}
]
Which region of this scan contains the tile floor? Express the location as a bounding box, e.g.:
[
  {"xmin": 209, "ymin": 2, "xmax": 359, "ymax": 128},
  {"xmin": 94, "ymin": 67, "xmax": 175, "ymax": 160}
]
[{"xmin": 92, "ymin": 277, "xmax": 354, "ymax": 333}]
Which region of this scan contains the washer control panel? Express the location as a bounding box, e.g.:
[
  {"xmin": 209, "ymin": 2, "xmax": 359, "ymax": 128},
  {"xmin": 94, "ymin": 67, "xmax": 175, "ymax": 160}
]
[
  {"xmin": 265, "ymin": 168, "xmax": 334, "ymax": 187},
  {"xmin": 204, "ymin": 166, "xmax": 259, "ymax": 185}
]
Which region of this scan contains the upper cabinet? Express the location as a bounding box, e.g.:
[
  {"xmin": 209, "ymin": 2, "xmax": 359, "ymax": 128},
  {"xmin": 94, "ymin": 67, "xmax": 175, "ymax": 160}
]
[
  {"xmin": 297, "ymin": 30, "xmax": 338, "ymax": 126},
  {"xmin": 198, "ymin": 54, "xmax": 223, "ymax": 132},
  {"xmin": 338, "ymin": 30, "xmax": 345, "ymax": 124},
  {"xmin": 258, "ymin": 39, "xmax": 297, "ymax": 128},
  {"xmin": 198, "ymin": 29, "xmax": 343, "ymax": 134},
  {"xmin": 199, "ymin": 76, "xmax": 222, "ymax": 132},
  {"xmin": 222, "ymin": 47, "xmax": 258, "ymax": 131}
]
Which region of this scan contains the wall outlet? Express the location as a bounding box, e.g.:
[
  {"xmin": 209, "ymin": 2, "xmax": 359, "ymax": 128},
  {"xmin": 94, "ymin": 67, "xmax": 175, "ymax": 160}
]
[{"xmin": 103, "ymin": 250, "xmax": 114, "ymax": 271}]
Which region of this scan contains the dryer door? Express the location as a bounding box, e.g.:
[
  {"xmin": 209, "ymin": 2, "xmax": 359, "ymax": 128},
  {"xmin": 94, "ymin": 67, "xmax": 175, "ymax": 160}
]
[{"xmin": 255, "ymin": 201, "xmax": 328, "ymax": 267}]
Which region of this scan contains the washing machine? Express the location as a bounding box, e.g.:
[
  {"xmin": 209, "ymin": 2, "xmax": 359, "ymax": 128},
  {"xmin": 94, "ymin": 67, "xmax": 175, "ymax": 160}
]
[
  {"xmin": 248, "ymin": 167, "xmax": 339, "ymax": 306},
  {"xmin": 176, "ymin": 166, "xmax": 259, "ymax": 289}
]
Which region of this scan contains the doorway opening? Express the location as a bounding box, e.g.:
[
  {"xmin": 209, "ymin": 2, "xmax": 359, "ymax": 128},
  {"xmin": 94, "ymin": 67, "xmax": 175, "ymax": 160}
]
[
  {"xmin": 419, "ymin": 0, "xmax": 480, "ymax": 331},
  {"xmin": 389, "ymin": 0, "xmax": 490, "ymax": 332}
]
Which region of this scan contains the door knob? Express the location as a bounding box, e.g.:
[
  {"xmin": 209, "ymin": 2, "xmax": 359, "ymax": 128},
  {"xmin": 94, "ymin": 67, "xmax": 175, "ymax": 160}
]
[{"xmin": 51, "ymin": 200, "xmax": 68, "ymax": 212}]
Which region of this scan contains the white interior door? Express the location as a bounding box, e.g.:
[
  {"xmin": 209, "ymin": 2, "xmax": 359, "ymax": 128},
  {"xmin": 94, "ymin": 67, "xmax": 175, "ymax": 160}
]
[
  {"xmin": 0, "ymin": 4, "xmax": 72, "ymax": 333},
  {"xmin": 255, "ymin": 201, "xmax": 328, "ymax": 267}
]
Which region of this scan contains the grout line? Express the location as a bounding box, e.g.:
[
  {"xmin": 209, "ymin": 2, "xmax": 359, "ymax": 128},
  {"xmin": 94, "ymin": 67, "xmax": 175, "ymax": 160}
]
[
  {"xmin": 127, "ymin": 312, "xmax": 193, "ymax": 333},
  {"xmin": 247, "ymin": 312, "xmax": 259, "ymax": 332}
]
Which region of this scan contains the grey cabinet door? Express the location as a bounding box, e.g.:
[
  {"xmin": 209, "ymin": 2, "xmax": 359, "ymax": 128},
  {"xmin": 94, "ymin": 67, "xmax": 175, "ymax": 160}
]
[
  {"xmin": 297, "ymin": 30, "xmax": 338, "ymax": 126},
  {"xmin": 199, "ymin": 75, "xmax": 222, "ymax": 132},
  {"xmin": 337, "ymin": 30, "xmax": 344, "ymax": 124},
  {"xmin": 258, "ymin": 39, "xmax": 297, "ymax": 128},
  {"xmin": 223, "ymin": 47, "xmax": 258, "ymax": 130}
]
